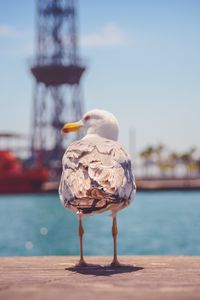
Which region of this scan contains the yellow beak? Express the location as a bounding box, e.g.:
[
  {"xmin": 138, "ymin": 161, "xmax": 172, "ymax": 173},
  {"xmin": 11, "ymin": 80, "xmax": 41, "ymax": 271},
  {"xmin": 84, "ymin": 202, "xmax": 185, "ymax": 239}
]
[{"xmin": 61, "ymin": 121, "xmax": 82, "ymax": 134}]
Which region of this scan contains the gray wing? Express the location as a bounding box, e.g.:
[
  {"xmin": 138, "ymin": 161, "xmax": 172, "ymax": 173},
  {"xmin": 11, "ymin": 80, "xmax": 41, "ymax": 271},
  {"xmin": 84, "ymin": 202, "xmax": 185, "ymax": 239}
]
[{"xmin": 59, "ymin": 138, "xmax": 136, "ymax": 214}]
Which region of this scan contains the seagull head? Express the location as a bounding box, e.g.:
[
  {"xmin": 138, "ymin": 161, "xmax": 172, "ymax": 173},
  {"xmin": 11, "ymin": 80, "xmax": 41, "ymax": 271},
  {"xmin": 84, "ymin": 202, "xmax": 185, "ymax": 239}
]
[{"xmin": 61, "ymin": 109, "xmax": 119, "ymax": 141}]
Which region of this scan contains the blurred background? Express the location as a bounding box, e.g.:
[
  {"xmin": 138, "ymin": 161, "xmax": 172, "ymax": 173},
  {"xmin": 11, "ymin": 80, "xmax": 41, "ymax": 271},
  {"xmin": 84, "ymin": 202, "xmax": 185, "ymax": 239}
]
[{"xmin": 0, "ymin": 0, "xmax": 200, "ymax": 256}]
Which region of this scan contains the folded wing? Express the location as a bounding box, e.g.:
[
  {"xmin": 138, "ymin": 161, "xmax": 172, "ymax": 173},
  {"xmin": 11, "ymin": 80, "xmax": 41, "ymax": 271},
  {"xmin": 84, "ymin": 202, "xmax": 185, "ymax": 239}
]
[{"xmin": 59, "ymin": 138, "xmax": 136, "ymax": 214}]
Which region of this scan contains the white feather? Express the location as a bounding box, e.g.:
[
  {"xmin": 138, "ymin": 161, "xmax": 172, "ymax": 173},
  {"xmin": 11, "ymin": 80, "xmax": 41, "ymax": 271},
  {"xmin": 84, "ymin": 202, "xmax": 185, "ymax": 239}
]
[{"xmin": 59, "ymin": 109, "xmax": 136, "ymax": 215}]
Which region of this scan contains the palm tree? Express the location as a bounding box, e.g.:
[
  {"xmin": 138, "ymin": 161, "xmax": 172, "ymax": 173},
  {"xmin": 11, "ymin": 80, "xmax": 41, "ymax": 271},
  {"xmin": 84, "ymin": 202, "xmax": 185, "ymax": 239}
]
[
  {"xmin": 154, "ymin": 144, "xmax": 165, "ymax": 177},
  {"xmin": 180, "ymin": 147, "xmax": 197, "ymax": 177},
  {"xmin": 196, "ymin": 158, "xmax": 200, "ymax": 176},
  {"xmin": 139, "ymin": 146, "xmax": 154, "ymax": 177},
  {"xmin": 168, "ymin": 151, "xmax": 179, "ymax": 177}
]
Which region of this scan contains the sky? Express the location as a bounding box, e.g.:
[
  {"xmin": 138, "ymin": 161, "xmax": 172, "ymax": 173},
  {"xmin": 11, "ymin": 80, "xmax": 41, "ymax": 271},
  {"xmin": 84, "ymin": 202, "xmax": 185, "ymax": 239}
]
[{"xmin": 0, "ymin": 0, "xmax": 200, "ymax": 155}]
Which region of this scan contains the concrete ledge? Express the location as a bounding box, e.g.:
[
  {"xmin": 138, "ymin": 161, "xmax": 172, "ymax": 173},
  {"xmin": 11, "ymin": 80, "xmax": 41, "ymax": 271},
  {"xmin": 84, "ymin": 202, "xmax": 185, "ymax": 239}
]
[{"xmin": 0, "ymin": 256, "xmax": 200, "ymax": 300}]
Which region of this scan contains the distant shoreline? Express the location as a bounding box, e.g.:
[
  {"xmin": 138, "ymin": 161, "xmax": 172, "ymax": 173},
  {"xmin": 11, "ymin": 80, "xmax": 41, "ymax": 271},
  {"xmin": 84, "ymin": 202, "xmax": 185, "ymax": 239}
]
[
  {"xmin": 0, "ymin": 178, "xmax": 199, "ymax": 195},
  {"xmin": 41, "ymin": 177, "xmax": 200, "ymax": 193},
  {"xmin": 136, "ymin": 177, "xmax": 200, "ymax": 191}
]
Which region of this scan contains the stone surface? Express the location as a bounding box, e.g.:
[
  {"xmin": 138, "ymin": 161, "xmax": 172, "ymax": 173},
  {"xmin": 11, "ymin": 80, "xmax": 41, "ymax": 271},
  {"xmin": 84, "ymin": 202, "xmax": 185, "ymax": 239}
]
[{"xmin": 0, "ymin": 256, "xmax": 200, "ymax": 300}]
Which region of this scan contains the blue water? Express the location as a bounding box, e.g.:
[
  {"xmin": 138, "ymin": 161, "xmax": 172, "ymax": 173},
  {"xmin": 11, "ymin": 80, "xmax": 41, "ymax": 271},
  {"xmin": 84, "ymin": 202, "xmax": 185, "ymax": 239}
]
[{"xmin": 0, "ymin": 192, "xmax": 200, "ymax": 256}]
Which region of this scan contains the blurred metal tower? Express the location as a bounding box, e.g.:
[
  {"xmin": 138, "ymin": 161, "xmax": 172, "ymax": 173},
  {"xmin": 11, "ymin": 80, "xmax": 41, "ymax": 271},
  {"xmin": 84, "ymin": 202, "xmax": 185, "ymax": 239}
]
[{"xmin": 30, "ymin": 0, "xmax": 85, "ymax": 163}]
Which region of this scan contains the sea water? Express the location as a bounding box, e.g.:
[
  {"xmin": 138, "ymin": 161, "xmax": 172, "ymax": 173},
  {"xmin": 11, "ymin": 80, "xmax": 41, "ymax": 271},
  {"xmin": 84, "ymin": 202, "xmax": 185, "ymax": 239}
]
[{"xmin": 0, "ymin": 191, "xmax": 200, "ymax": 256}]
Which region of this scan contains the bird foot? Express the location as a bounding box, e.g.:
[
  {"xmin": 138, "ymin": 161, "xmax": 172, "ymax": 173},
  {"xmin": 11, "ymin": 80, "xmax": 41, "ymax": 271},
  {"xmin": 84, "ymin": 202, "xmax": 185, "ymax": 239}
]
[
  {"xmin": 75, "ymin": 261, "xmax": 102, "ymax": 270},
  {"xmin": 110, "ymin": 259, "xmax": 122, "ymax": 268},
  {"xmin": 75, "ymin": 259, "xmax": 88, "ymax": 267}
]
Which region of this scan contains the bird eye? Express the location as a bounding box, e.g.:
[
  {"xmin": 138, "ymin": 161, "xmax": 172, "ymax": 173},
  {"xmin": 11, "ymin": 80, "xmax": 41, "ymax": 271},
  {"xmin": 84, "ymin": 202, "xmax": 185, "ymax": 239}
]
[{"xmin": 84, "ymin": 115, "xmax": 91, "ymax": 121}]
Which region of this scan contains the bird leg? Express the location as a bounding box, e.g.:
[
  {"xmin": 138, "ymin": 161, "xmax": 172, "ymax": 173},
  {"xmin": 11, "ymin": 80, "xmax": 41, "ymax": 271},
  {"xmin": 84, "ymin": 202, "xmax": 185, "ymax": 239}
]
[
  {"xmin": 76, "ymin": 213, "xmax": 87, "ymax": 267},
  {"xmin": 110, "ymin": 215, "xmax": 121, "ymax": 267}
]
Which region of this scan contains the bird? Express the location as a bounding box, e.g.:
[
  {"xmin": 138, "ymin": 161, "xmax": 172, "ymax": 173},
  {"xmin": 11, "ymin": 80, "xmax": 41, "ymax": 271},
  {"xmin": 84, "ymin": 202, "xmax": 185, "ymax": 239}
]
[{"xmin": 59, "ymin": 109, "xmax": 136, "ymax": 267}]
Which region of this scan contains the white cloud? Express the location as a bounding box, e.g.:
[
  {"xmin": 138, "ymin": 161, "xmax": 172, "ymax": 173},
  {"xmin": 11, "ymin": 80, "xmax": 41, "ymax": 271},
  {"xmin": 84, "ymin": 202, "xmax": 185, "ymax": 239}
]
[
  {"xmin": 0, "ymin": 24, "xmax": 33, "ymax": 57},
  {"xmin": 80, "ymin": 23, "xmax": 127, "ymax": 48},
  {"xmin": 0, "ymin": 24, "xmax": 25, "ymax": 38},
  {"xmin": 0, "ymin": 22, "xmax": 127, "ymax": 56}
]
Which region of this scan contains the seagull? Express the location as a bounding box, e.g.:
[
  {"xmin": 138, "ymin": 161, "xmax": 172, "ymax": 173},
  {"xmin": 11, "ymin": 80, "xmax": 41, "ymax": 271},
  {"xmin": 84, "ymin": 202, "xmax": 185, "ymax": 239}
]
[{"xmin": 59, "ymin": 109, "xmax": 136, "ymax": 267}]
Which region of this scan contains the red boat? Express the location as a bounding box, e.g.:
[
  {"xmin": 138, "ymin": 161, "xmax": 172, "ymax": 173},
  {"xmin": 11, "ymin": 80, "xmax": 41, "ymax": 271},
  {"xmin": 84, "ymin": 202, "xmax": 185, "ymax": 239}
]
[{"xmin": 0, "ymin": 150, "xmax": 48, "ymax": 194}]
